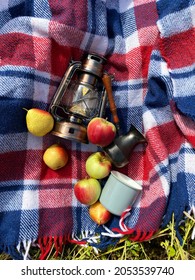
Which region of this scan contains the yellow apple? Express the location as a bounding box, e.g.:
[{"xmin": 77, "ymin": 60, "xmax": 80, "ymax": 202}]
[{"xmin": 43, "ymin": 144, "xmax": 68, "ymax": 170}]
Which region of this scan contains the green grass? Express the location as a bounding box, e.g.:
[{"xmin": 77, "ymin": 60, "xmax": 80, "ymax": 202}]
[{"xmin": 1, "ymin": 212, "xmax": 195, "ymax": 260}]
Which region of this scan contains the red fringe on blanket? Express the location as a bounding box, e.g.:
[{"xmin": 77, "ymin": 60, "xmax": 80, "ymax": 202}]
[
  {"xmin": 38, "ymin": 235, "xmax": 87, "ymax": 260},
  {"xmin": 112, "ymin": 227, "xmax": 156, "ymax": 242},
  {"xmin": 111, "ymin": 207, "xmax": 156, "ymax": 242}
]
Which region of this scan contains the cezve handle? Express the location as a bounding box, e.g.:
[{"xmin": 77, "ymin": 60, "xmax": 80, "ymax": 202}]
[{"xmin": 102, "ymin": 73, "xmax": 121, "ymax": 134}]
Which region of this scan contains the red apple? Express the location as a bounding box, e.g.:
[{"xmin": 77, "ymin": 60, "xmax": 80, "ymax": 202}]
[
  {"xmin": 89, "ymin": 201, "xmax": 112, "ymax": 225},
  {"xmin": 85, "ymin": 152, "xmax": 112, "ymax": 179},
  {"xmin": 87, "ymin": 117, "xmax": 116, "ymax": 147},
  {"xmin": 74, "ymin": 178, "xmax": 101, "ymax": 205}
]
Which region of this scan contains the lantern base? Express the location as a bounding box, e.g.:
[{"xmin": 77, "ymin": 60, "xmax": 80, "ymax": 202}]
[{"xmin": 51, "ymin": 121, "xmax": 88, "ymax": 144}]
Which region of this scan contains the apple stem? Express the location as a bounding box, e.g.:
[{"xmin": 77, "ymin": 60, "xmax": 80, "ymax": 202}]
[{"xmin": 22, "ymin": 108, "xmax": 29, "ymax": 112}]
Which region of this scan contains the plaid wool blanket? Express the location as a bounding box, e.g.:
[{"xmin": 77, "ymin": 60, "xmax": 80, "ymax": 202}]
[{"xmin": 0, "ymin": 0, "xmax": 195, "ymax": 260}]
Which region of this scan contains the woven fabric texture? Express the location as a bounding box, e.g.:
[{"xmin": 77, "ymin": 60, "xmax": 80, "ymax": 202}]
[{"xmin": 0, "ymin": 0, "xmax": 195, "ymax": 259}]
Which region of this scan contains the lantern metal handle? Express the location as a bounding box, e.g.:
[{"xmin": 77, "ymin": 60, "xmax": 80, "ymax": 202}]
[{"xmin": 49, "ymin": 60, "xmax": 82, "ymax": 119}]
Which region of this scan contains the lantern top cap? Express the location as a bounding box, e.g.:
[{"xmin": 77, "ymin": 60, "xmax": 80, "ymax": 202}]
[{"xmin": 82, "ymin": 53, "xmax": 106, "ymax": 78}]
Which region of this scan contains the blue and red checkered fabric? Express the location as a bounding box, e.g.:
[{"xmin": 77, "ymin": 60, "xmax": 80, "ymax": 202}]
[{"xmin": 0, "ymin": 0, "xmax": 195, "ymax": 259}]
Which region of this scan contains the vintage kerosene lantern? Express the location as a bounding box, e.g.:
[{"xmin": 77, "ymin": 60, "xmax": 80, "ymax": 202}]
[{"xmin": 49, "ymin": 53, "xmax": 107, "ymax": 143}]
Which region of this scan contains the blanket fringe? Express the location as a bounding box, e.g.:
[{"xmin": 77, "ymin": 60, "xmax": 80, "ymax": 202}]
[
  {"xmin": 110, "ymin": 207, "xmax": 156, "ymax": 242},
  {"xmin": 37, "ymin": 234, "xmax": 88, "ymax": 259},
  {"xmin": 4, "ymin": 206, "xmax": 195, "ymax": 260},
  {"xmin": 0, "ymin": 244, "xmax": 24, "ymax": 260},
  {"xmin": 70, "ymin": 231, "xmax": 99, "ymax": 254},
  {"xmin": 17, "ymin": 240, "xmax": 33, "ymax": 260},
  {"xmin": 38, "ymin": 236, "xmax": 53, "ymax": 260},
  {"xmin": 0, "ymin": 239, "xmax": 36, "ymax": 260}
]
